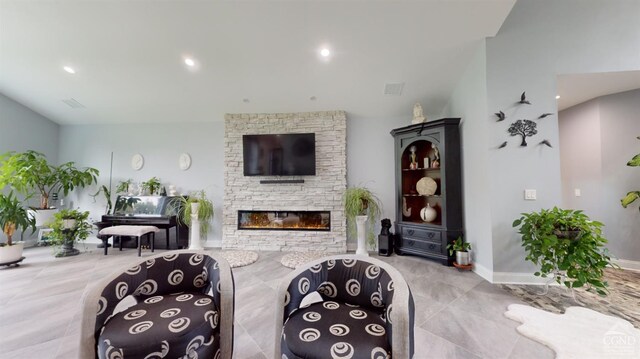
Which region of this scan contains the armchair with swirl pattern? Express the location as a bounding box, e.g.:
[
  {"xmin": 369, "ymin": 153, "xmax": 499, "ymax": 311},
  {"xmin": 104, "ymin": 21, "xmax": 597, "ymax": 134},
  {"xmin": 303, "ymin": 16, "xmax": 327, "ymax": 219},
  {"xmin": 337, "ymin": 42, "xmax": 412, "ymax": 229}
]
[
  {"xmin": 79, "ymin": 251, "xmax": 235, "ymax": 359},
  {"xmin": 275, "ymin": 255, "xmax": 415, "ymax": 359}
]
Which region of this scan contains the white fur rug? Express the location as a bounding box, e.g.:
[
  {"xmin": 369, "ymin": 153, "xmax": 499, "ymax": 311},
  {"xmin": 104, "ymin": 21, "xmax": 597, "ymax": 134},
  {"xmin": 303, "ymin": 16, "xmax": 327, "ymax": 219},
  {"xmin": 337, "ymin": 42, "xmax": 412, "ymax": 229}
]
[
  {"xmin": 280, "ymin": 251, "xmax": 328, "ymax": 269},
  {"xmin": 219, "ymin": 250, "xmax": 258, "ymax": 268},
  {"xmin": 505, "ymin": 304, "xmax": 640, "ymax": 359}
]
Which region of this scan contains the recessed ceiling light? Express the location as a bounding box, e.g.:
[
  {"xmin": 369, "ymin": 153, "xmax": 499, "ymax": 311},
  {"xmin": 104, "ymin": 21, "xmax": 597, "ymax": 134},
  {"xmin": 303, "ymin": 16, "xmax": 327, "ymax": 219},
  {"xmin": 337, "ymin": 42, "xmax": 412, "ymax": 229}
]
[
  {"xmin": 184, "ymin": 58, "xmax": 195, "ymax": 67},
  {"xmin": 320, "ymin": 48, "xmax": 331, "ymax": 57},
  {"xmin": 309, "ymin": 96, "xmax": 317, "ymax": 101},
  {"xmin": 63, "ymin": 66, "xmax": 76, "ymax": 74},
  {"xmin": 243, "ymin": 98, "xmax": 250, "ymax": 103},
  {"xmin": 556, "ymin": 95, "xmax": 561, "ymax": 99}
]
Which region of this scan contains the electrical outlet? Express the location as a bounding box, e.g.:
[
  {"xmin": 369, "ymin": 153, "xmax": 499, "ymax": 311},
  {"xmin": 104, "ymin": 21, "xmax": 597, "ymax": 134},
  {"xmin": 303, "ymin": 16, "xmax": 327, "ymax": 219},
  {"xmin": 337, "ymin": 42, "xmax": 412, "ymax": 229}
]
[
  {"xmin": 524, "ymin": 189, "xmax": 537, "ymax": 200},
  {"xmin": 575, "ymin": 188, "xmax": 581, "ymax": 197}
]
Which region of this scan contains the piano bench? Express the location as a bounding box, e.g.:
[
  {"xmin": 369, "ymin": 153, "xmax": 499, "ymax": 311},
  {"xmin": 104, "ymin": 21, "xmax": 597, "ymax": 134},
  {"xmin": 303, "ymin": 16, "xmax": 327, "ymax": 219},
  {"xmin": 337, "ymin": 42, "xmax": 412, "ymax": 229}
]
[{"xmin": 98, "ymin": 225, "xmax": 160, "ymax": 257}]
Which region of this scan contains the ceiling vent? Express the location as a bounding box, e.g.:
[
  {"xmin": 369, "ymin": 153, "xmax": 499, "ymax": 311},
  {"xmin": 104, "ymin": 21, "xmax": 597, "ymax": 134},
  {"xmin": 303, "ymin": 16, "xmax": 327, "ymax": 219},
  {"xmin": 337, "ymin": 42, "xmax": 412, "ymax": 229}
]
[
  {"xmin": 62, "ymin": 98, "xmax": 85, "ymax": 109},
  {"xmin": 384, "ymin": 82, "xmax": 404, "ymax": 96}
]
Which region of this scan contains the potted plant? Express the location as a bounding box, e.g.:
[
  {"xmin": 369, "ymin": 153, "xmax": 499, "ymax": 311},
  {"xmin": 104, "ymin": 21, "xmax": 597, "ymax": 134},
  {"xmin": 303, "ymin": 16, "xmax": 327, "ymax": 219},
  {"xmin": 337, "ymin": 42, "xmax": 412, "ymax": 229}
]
[
  {"xmin": 0, "ymin": 150, "xmax": 99, "ymax": 225},
  {"xmin": 513, "ymin": 207, "xmax": 617, "ymax": 296},
  {"xmin": 174, "ymin": 190, "xmax": 214, "ymax": 250},
  {"xmin": 0, "ymin": 192, "xmax": 36, "ymax": 263},
  {"xmin": 141, "ymin": 177, "xmax": 161, "ymax": 195},
  {"xmin": 621, "ymin": 137, "xmax": 639, "ymax": 211},
  {"xmin": 115, "ymin": 179, "xmax": 134, "ymax": 195},
  {"xmin": 47, "ymin": 209, "xmax": 92, "ymax": 257},
  {"xmin": 447, "ymin": 237, "xmax": 471, "ymax": 265},
  {"xmin": 343, "ymin": 186, "xmax": 382, "ymax": 255}
]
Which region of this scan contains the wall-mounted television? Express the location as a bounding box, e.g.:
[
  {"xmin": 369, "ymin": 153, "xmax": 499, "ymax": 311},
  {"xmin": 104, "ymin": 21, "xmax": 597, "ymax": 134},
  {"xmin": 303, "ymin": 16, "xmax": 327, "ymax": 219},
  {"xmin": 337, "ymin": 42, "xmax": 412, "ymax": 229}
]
[{"xmin": 243, "ymin": 133, "xmax": 316, "ymax": 176}]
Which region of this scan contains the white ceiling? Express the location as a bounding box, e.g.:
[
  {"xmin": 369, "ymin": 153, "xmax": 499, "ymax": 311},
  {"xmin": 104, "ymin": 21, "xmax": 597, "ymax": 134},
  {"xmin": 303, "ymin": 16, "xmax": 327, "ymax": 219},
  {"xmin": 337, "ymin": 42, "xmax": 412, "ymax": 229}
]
[
  {"xmin": 557, "ymin": 71, "xmax": 640, "ymax": 111},
  {"xmin": 0, "ymin": 0, "xmax": 515, "ymax": 125}
]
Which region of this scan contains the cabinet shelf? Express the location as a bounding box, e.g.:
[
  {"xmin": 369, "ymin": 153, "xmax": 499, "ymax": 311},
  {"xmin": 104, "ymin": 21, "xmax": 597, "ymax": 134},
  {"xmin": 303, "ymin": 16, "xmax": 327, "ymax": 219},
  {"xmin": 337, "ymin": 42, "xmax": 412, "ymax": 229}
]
[
  {"xmin": 402, "ymin": 167, "xmax": 440, "ymax": 172},
  {"xmin": 403, "ymin": 194, "xmax": 441, "ymax": 198}
]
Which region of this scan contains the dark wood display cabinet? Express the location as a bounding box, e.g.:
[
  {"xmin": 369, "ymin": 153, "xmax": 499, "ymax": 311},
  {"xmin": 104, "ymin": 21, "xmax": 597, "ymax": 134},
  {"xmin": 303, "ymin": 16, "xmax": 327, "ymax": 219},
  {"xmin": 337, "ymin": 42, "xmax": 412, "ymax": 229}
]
[{"xmin": 390, "ymin": 118, "xmax": 464, "ymax": 265}]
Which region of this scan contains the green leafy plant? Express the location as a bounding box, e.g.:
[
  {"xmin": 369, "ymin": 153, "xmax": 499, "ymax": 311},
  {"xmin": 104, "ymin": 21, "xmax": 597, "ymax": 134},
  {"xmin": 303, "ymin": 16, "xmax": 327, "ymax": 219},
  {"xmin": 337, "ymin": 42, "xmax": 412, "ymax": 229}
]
[
  {"xmin": 0, "ymin": 150, "xmax": 99, "ymax": 209},
  {"xmin": 141, "ymin": 177, "xmax": 161, "ymax": 195},
  {"xmin": 90, "ymin": 185, "xmax": 112, "ymax": 214},
  {"xmin": 47, "ymin": 209, "xmax": 92, "ymax": 248},
  {"xmin": 513, "ymin": 207, "xmax": 617, "ymax": 296},
  {"xmin": 447, "ymin": 236, "xmax": 471, "ymax": 256},
  {"xmin": 343, "ymin": 186, "xmax": 382, "ymax": 247},
  {"xmin": 621, "ymin": 136, "xmax": 640, "ymax": 211},
  {"xmin": 0, "ymin": 192, "xmax": 36, "ymax": 246},
  {"xmin": 174, "ymin": 190, "xmax": 214, "ymax": 239},
  {"xmin": 115, "ymin": 179, "xmax": 133, "ymax": 194}
]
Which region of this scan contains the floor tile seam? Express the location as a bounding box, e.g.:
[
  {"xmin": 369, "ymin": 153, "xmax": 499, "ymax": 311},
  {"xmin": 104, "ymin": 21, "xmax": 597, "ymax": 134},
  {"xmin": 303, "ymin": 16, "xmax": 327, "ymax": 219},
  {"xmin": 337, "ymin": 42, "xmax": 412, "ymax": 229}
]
[{"xmin": 420, "ymin": 326, "xmax": 485, "ymax": 359}]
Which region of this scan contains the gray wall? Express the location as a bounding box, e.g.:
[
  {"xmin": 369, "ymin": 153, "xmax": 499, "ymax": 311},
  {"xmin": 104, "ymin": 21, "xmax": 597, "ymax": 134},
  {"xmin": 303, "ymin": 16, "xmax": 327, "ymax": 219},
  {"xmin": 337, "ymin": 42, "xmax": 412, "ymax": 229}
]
[
  {"xmin": 443, "ymin": 41, "xmax": 495, "ymax": 275},
  {"xmin": 484, "ymin": 0, "xmax": 640, "ymax": 273},
  {"xmin": 0, "ymin": 92, "xmax": 60, "ymax": 243},
  {"xmin": 0, "ymin": 93, "xmax": 59, "ymax": 164},
  {"xmin": 560, "ymin": 89, "xmax": 640, "ymax": 261},
  {"xmin": 59, "ymin": 113, "xmax": 408, "ymax": 248}
]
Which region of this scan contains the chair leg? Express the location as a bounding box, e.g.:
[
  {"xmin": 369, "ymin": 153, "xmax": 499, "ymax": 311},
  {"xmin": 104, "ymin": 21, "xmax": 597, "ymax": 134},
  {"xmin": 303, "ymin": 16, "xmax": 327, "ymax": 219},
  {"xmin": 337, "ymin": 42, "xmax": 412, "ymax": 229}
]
[
  {"xmin": 137, "ymin": 236, "xmax": 141, "ymax": 257},
  {"xmin": 151, "ymin": 232, "xmax": 155, "ymax": 252},
  {"xmin": 103, "ymin": 238, "xmax": 108, "ymax": 255}
]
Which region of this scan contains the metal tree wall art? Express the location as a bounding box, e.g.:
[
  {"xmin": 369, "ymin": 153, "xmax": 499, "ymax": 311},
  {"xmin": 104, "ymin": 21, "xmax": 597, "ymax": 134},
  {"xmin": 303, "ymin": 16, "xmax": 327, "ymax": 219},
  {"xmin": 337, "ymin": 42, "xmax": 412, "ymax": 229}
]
[{"xmin": 508, "ymin": 120, "xmax": 537, "ymax": 146}]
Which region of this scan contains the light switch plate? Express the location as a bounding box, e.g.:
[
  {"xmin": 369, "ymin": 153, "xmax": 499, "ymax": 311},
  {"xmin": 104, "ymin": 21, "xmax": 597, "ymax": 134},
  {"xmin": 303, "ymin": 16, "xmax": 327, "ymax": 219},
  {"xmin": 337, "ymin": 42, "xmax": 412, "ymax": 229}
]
[
  {"xmin": 575, "ymin": 189, "xmax": 581, "ymax": 197},
  {"xmin": 524, "ymin": 189, "xmax": 537, "ymax": 200}
]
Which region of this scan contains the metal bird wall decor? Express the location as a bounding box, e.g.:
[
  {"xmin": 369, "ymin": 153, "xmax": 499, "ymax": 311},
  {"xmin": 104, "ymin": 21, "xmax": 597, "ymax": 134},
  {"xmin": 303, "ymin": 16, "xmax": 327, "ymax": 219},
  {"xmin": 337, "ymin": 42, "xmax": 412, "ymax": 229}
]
[
  {"xmin": 538, "ymin": 113, "xmax": 553, "ymax": 119},
  {"xmin": 518, "ymin": 92, "xmax": 531, "ymax": 105},
  {"xmin": 498, "ymin": 141, "xmax": 508, "ymax": 149},
  {"xmin": 540, "ymin": 139, "xmax": 553, "ymax": 148},
  {"xmin": 495, "ymin": 111, "xmax": 506, "ymax": 121}
]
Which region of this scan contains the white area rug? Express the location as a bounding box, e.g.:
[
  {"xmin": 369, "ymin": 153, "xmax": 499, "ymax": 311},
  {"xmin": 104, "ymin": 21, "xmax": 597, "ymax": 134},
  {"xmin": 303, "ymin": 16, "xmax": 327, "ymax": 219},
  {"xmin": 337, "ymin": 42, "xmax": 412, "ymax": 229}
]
[
  {"xmin": 505, "ymin": 304, "xmax": 640, "ymax": 359},
  {"xmin": 280, "ymin": 251, "xmax": 328, "ymax": 269},
  {"xmin": 219, "ymin": 250, "xmax": 258, "ymax": 268}
]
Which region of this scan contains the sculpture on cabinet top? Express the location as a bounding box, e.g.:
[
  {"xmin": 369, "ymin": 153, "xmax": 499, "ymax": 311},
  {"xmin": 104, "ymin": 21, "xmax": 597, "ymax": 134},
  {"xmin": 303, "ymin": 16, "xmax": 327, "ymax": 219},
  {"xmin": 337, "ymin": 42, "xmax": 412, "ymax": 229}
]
[{"xmin": 412, "ymin": 102, "xmax": 427, "ymax": 124}]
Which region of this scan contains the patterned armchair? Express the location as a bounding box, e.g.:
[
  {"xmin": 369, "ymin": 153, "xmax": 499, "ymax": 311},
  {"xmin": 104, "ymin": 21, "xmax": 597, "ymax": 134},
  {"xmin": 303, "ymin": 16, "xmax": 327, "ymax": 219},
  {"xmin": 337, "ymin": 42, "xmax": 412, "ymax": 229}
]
[
  {"xmin": 275, "ymin": 255, "xmax": 415, "ymax": 359},
  {"xmin": 79, "ymin": 251, "xmax": 235, "ymax": 359}
]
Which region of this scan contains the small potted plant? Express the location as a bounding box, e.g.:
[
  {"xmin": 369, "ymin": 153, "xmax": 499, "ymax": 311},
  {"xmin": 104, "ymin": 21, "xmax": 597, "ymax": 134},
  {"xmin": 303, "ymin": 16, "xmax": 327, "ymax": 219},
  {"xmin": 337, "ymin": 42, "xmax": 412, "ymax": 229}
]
[
  {"xmin": 0, "ymin": 192, "xmax": 36, "ymax": 264},
  {"xmin": 141, "ymin": 177, "xmax": 161, "ymax": 195},
  {"xmin": 447, "ymin": 237, "xmax": 471, "ymax": 266},
  {"xmin": 621, "ymin": 137, "xmax": 639, "ymax": 211},
  {"xmin": 48, "ymin": 209, "xmax": 92, "ymax": 257},
  {"xmin": 0, "ymin": 150, "xmax": 98, "ymax": 225},
  {"xmin": 513, "ymin": 207, "xmax": 617, "ymax": 296},
  {"xmin": 115, "ymin": 179, "xmax": 134, "ymax": 195},
  {"xmin": 343, "ymin": 186, "xmax": 382, "ymax": 255},
  {"xmin": 174, "ymin": 190, "xmax": 214, "ymax": 250}
]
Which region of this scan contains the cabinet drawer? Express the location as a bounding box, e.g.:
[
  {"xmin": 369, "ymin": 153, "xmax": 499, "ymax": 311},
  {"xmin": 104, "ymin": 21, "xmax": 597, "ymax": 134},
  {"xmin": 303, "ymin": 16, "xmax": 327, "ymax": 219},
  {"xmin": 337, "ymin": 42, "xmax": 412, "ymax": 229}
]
[
  {"xmin": 400, "ymin": 237, "xmax": 442, "ymax": 254},
  {"xmin": 400, "ymin": 227, "xmax": 441, "ymax": 242}
]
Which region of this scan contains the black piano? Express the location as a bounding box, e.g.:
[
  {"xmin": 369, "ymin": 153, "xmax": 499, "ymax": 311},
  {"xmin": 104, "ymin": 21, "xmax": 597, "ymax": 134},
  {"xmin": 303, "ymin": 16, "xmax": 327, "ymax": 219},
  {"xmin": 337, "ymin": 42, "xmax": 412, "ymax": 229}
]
[{"xmin": 99, "ymin": 195, "xmax": 189, "ymax": 250}]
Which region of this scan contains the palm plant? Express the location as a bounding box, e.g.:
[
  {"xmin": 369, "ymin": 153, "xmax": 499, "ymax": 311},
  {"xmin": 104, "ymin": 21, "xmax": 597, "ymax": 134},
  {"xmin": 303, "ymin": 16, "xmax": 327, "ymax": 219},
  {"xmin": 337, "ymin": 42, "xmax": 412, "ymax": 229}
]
[
  {"xmin": 141, "ymin": 177, "xmax": 161, "ymax": 195},
  {"xmin": 0, "ymin": 192, "xmax": 36, "ymax": 246},
  {"xmin": 343, "ymin": 186, "xmax": 382, "ymax": 246}
]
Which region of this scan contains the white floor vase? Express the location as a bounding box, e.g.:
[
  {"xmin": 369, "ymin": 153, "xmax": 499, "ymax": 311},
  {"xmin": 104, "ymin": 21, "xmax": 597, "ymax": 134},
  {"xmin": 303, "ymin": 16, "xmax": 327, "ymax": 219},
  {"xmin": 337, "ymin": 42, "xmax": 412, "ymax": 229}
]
[{"xmin": 188, "ymin": 202, "xmax": 203, "ymax": 250}]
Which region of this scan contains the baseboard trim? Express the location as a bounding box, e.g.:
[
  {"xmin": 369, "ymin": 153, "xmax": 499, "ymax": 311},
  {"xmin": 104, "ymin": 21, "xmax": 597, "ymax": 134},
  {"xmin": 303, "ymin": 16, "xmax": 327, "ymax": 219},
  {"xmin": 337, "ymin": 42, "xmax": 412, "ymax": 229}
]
[
  {"xmin": 472, "ymin": 262, "xmax": 493, "ymax": 283},
  {"xmin": 491, "ymin": 271, "xmax": 557, "ymax": 285},
  {"xmin": 614, "ymin": 259, "xmax": 640, "ymax": 272}
]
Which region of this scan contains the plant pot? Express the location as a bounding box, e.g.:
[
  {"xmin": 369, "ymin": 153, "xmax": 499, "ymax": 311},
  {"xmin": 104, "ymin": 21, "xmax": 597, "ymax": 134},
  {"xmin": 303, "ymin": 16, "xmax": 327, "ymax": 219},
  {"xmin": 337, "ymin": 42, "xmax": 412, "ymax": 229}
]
[
  {"xmin": 55, "ymin": 238, "xmax": 79, "ymax": 257},
  {"xmin": 0, "ymin": 241, "xmax": 24, "ymax": 263},
  {"xmin": 30, "ymin": 208, "xmax": 58, "ymax": 227},
  {"xmin": 456, "ymin": 250, "xmax": 470, "ymax": 265}
]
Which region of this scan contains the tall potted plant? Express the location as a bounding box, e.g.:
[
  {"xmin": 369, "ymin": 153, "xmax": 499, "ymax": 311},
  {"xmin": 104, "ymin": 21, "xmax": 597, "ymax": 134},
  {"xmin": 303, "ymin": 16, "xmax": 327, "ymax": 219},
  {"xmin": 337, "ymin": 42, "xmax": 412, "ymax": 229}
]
[
  {"xmin": 141, "ymin": 177, "xmax": 161, "ymax": 196},
  {"xmin": 47, "ymin": 209, "xmax": 92, "ymax": 257},
  {"xmin": 621, "ymin": 137, "xmax": 640, "ymax": 211},
  {"xmin": 0, "ymin": 150, "xmax": 99, "ymax": 225},
  {"xmin": 513, "ymin": 207, "xmax": 616, "ymax": 296},
  {"xmin": 344, "ymin": 186, "xmax": 382, "ymax": 256},
  {"xmin": 0, "ymin": 192, "xmax": 36, "ymax": 263},
  {"xmin": 174, "ymin": 190, "xmax": 214, "ymax": 250}
]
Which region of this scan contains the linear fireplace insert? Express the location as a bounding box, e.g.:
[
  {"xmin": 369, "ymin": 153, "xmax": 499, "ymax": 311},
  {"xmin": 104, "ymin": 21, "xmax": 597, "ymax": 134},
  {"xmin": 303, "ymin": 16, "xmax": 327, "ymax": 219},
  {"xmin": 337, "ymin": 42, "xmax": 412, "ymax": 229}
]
[{"xmin": 238, "ymin": 210, "xmax": 330, "ymax": 231}]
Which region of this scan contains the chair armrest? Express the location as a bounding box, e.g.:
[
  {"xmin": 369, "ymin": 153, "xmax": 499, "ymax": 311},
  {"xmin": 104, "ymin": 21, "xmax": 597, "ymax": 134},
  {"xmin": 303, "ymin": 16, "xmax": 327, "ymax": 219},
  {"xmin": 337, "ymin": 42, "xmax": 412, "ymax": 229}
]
[{"xmin": 206, "ymin": 251, "xmax": 235, "ymax": 359}]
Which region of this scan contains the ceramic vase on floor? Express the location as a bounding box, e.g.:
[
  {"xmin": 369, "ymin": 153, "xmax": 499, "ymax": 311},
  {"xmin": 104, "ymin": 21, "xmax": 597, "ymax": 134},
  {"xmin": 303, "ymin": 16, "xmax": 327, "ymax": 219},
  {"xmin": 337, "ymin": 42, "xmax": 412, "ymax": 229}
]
[
  {"xmin": 355, "ymin": 215, "xmax": 369, "ymax": 256},
  {"xmin": 189, "ymin": 202, "xmax": 203, "ymax": 250}
]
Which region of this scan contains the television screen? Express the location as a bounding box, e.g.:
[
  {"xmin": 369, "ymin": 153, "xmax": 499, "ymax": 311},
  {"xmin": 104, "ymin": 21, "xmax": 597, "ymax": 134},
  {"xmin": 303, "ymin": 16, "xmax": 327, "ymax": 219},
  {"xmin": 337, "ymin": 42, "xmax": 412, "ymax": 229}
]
[{"xmin": 243, "ymin": 133, "xmax": 316, "ymax": 176}]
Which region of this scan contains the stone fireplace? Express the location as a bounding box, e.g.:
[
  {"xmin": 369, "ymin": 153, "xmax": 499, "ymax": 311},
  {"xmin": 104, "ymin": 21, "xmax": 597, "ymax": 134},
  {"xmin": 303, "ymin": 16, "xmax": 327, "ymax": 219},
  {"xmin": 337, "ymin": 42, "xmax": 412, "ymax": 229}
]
[{"xmin": 223, "ymin": 111, "xmax": 347, "ymax": 252}]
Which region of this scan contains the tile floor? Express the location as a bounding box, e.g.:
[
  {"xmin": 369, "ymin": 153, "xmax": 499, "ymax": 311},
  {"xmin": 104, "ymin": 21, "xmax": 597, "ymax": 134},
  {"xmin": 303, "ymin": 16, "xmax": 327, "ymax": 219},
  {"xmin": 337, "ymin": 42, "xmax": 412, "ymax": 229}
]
[{"xmin": 0, "ymin": 245, "xmax": 555, "ymax": 359}]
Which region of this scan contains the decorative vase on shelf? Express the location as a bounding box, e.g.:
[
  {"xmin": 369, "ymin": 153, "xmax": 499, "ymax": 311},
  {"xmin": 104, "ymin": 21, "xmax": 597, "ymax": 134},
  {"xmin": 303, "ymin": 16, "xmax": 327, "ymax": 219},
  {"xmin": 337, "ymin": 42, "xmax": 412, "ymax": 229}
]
[
  {"xmin": 189, "ymin": 202, "xmax": 203, "ymax": 250},
  {"xmin": 420, "ymin": 203, "xmax": 437, "ymax": 223},
  {"xmin": 355, "ymin": 215, "xmax": 369, "ymax": 256}
]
